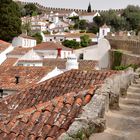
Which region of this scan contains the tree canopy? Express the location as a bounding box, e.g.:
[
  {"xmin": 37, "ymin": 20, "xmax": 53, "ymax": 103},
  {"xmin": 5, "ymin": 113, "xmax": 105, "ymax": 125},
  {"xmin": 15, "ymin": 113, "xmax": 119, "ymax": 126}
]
[
  {"xmin": 80, "ymin": 35, "xmax": 91, "ymax": 47},
  {"xmin": 32, "ymin": 32, "xmax": 42, "ymax": 44},
  {"xmin": 94, "ymin": 5, "xmax": 140, "ymax": 32},
  {"xmin": 62, "ymin": 40, "xmax": 80, "ymax": 49},
  {"xmin": 18, "ymin": 3, "xmax": 42, "ymax": 17},
  {"xmin": 0, "ymin": 0, "xmax": 22, "ymax": 42}
]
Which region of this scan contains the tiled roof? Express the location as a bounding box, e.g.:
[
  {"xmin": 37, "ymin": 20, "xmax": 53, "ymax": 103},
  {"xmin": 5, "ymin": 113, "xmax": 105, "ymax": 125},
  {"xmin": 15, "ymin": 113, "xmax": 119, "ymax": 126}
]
[
  {"xmin": 0, "ymin": 69, "xmax": 118, "ymax": 139},
  {"xmin": 1, "ymin": 69, "xmax": 116, "ymax": 114},
  {"xmin": 7, "ymin": 47, "xmax": 32, "ymax": 56},
  {"xmin": 0, "ymin": 66, "xmax": 54, "ymax": 91},
  {"xmin": 43, "ymin": 59, "xmax": 98, "ymax": 70},
  {"xmin": 0, "ymin": 40, "xmax": 11, "ymax": 52},
  {"xmin": 79, "ymin": 12, "xmax": 98, "ymax": 16},
  {"xmin": 0, "ymin": 88, "xmax": 97, "ymax": 140},
  {"xmin": 65, "ymin": 33, "xmax": 96, "ymax": 38},
  {"xmin": 19, "ymin": 34, "xmax": 36, "ymax": 40},
  {"xmin": 1, "ymin": 58, "xmax": 18, "ymax": 66},
  {"xmin": 34, "ymin": 42, "xmax": 72, "ymax": 51}
]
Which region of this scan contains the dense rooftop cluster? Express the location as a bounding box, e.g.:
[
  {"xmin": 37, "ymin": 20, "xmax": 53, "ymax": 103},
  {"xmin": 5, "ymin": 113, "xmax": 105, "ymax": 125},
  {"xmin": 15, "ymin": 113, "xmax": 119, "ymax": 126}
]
[
  {"xmin": 0, "ymin": 66, "xmax": 54, "ymax": 91},
  {"xmin": 0, "ymin": 69, "xmax": 118, "ymax": 139}
]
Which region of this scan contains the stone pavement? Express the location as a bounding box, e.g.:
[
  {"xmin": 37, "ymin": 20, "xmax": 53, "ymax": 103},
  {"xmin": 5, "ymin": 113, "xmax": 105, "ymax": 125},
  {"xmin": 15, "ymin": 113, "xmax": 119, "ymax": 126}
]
[{"xmin": 89, "ymin": 79, "xmax": 140, "ymax": 140}]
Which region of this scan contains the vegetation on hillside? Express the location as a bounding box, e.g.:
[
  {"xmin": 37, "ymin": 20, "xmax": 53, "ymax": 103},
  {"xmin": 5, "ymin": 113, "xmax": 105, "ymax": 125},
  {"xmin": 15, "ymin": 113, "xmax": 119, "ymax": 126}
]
[
  {"xmin": 0, "ymin": 0, "xmax": 22, "ymax": 42},
  {"xmin": 73, "ymin": 5, "xmax": 140, "ymax": 34},
  {"xmin": 94, "ymin": 5, "xmax": 140, "ymax": 33},
  {"xmin": 62, "ymin": 34, "xmax": 92, "ymax": 49},
  {"xmin": 18, "ymin": 3, "xmax": 42, "ymax": 17},
  {"xmin": 32, "ymin": 32, "xmax": 43, "ymax": 44}
]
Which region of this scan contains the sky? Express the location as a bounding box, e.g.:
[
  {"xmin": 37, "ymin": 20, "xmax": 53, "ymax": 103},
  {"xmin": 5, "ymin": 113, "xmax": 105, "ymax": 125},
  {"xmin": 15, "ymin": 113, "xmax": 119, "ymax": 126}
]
[{"xmin": 23, "ymin": 0, "xmax": 140, "ymax": 10}]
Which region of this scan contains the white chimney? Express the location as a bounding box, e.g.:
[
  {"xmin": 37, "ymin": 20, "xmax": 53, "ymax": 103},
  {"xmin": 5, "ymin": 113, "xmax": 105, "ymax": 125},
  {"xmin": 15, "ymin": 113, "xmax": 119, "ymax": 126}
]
[{"xmin": 66, "ymin": 54, "xmax": 79, "ymax": 70}]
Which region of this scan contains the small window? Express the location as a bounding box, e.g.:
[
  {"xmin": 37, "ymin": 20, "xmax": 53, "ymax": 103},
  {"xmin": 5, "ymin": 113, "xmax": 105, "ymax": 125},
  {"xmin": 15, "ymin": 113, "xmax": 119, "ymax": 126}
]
[{"xmin": 102, "ymin": 29, "xmax": 105, "ymax": 35}]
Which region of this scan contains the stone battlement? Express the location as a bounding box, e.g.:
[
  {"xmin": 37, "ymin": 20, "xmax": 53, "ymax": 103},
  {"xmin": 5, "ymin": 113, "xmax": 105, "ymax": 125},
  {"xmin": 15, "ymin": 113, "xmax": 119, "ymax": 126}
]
[
  {"xmin": 106, "ymin": 36, "xmax": 140, "ymax": 54},
  {"xmin": 16, "ymin": 0, "xmax": 124, "ymax": 13}
]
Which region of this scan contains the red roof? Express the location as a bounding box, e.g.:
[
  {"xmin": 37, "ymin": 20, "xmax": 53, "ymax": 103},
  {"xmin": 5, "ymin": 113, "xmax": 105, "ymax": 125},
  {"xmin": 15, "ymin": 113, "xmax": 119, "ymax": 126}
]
[
  {"xmin": 0, "ymin": 69, "xmax": 118, "ymax": 139},
  {"xmin": 7, "ymin": 47, "xmax": 32, "ymax": 56},
  {"xmin": 0, "ymin": 40, "xmax": 11, "ymax": 52},
  {"xmin": 0, "ymin": 66, "xmax": 54, "ymax": 91},
  {"xmin": 43, "ymin": 59, "xmax": 98, "ymax": 70},
  {"xmin": 1, "ymin": 58, "xmax": 18, "ymax": 66},
  {"xmin": 34, "ymin": 42, "xmax": 72, "ymax": 51}
]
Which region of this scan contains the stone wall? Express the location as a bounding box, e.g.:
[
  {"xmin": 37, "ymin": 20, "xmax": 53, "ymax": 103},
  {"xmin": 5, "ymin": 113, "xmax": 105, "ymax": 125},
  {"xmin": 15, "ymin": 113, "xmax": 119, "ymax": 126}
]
[
  {"xmin": 106, "ymin": 36, "xmax": 140, "ymax": 55},
  {"xmin": 58, "ymin": 68, "xmax": 134, "ymax": 140},
  {"xmin": 17, "ymin": 1, "xmax": 124, "ymax": 14},
  {"xmin": 110, "ymin": 50, "xmax": 140, "ymax": 68}
]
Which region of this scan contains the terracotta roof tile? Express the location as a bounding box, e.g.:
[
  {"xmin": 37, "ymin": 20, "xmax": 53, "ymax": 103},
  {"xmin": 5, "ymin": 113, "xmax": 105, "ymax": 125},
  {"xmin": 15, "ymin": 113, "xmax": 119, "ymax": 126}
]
[
  {"xmin": 65, "ymin": 33, "xmax": 96, "ymax": 38},
  {"xmin": 1, "ymin": 58, "xmax": 18, "ymax": 66},
  {"xmin": 0, "ymin": 66, "xmax": 54, "ymax": 91},
  {"xmin": 0, "ymin": 69, "xmax": 118, "ymax": 139},
  {"xmin": 0, "ymin": 40, "xmax": 11, "ymax": 52},
  {"xmin": 19, "ymin": 34, "xmax": 36, "ymax": 40},
  {"xmin": 7, "ymin": 47, "xmax": 32, "ymax": 56},
  {"xmin": 43, "ymin": 58, "xmax": 98, "ymax": 70},
  {"xmin": 34, "ymin": 42, "xmax": 72, "ymax": 51}
]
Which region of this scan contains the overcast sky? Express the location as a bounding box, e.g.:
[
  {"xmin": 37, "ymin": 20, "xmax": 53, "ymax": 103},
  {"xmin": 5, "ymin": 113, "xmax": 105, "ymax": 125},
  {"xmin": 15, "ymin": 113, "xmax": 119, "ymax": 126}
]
[{"xmin": 23, "ymin": 0, "xmax": 140, "ymax": 10}]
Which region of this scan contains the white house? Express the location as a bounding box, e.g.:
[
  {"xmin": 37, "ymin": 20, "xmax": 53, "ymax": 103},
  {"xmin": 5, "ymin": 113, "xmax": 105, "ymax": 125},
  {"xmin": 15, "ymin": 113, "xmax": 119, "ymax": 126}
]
[
  {"xmin": 0, "ymin": 40, "xmax": 14, "ymax": 64},
  {"xmin": 45, "ymin": 34, "xmax": 65, "ymax": 42},
  {"xmin": 34, "ymin": 42, "xmax": 72, "ymax": 59},
  {"xmin": 65, "ymin": 33, "xmax": 97, "ymax": 42},
  {"xmin": 79, "ymin": 12, "xmax": 100, "ymax": 23},
  {"xmin": 31, "ymin": 20, "xmax": 48, "ymax": 32},
  {"xmin": 17, "ymin": 49, "xmax": 43, "ymax": 66},
  {"xmin": 12, "ymin": 34, "xmax": 37, "ymax": 48},
  {"xmin": 99, "ymin": 24, "xmax": 111, "ymax": 38},
  {"xmin": 45, "ymin": 33, "xmax": 98, "ymax": 43},
  {"xmin": 74, "ymin": 38, "xmax": 111, "ymax": 69},
  {"xmin": 69, "ymin": 11, "xmax": 79, "ymax": 18},
  {"xmin": 48, "ymin": 21, "xmax": 69, "ymax": 34}
]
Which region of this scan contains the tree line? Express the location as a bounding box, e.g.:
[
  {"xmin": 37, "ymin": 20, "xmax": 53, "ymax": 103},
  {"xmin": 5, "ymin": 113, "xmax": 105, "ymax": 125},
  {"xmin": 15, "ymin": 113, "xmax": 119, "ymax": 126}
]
[{"xmin": 72, "ymin": 5, "xmax": 140, "ymax": 35}]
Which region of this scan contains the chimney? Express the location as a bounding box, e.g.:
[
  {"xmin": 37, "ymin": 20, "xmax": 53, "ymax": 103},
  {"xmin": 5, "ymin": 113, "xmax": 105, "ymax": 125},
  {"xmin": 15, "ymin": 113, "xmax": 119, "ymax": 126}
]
[
  {"xmin": 0, "ymin": 89, "xmax": 3, "ymax": 98},
  {"xmin": 15, "ymin": 76, "xmax": 20, "ymax": 84},
  {"xmin": 57, "ymin": 48, "xmax": 62, "ymax": 58}
]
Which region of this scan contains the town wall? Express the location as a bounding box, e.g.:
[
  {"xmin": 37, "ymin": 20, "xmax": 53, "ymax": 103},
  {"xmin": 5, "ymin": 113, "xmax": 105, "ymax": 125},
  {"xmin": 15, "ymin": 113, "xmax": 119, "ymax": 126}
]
[
  {"xmin": 16, "ymin": 1, "xmax": 124, "ymax": 14},
  {"xmin": 58, "ymin": 68, "xmax": 135, "ymax": 140},
  {"xmin": 106, "ymin": 36, "xmax": 140, "ymax": 55}
]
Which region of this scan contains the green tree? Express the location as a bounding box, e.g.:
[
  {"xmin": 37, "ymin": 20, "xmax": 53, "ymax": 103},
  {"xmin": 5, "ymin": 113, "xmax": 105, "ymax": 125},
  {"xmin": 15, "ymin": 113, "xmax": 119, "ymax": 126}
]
[
  {"xmin": 0, "ymin": 0, "xmax": 22, "ymax": 42},
  {"xmin": 87, "ymin": 2, "xmax": 92, "ymax": 13},
  {"xmin": 24, "ymin": 3, "xmax": 42, "ymax": 16},
  {"xmin": 94, "ymin": 16, "xmax": 105, "ymax": 27},
  {"xmin": 62, "ymin": 40, "xmax": 80, "ymax": 49},
  {"xmin": 32, "ymin": 32, "xmax": 42, "ymax": 44},
  {"xmin": 80, "ymin": 35, "xmax": 91, "ymax": 47},
  {"xmin": 87, "ymin": 25, "xmax": 99, "ymax": 34},
  {"xmin": 122, "ymin": 5, "xmax": 140, "ymax": 30},
  {"xmin": 21, "ymin": 22, "xmax": 31, "ymax": 35},
  {"xmin": 74, "ymin": 20, "xmax": 88, "ymax": 30}
]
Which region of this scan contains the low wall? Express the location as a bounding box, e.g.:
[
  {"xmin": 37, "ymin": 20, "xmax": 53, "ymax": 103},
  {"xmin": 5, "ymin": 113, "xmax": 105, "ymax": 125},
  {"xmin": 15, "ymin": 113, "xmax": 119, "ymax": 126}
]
[
  {"xmin": 110, "ymin": 49, "xmax": 140, "ymax": 68},
  {"xmin": 106, "ymin": 36, "xmax": 140, "ymax": 55},
  {"xmin": 58, "ymin": 68, "xmax": 134, "ymax": 140}
]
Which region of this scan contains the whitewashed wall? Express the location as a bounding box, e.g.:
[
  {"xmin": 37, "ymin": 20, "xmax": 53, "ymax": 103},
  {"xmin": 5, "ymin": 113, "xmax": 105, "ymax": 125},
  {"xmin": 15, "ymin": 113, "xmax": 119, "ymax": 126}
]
[
  {"xmin": 12, "ymin": 37, "xmax": 36, "ymax": 48},
  {"xmin": 0, "ymin": 45, "xmax": 14, "ymax": 64}
]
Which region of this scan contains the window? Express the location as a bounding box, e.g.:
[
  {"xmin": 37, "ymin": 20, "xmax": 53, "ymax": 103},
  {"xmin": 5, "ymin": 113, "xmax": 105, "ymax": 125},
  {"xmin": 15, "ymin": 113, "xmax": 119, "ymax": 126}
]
[
  {"xmin": 102, "ymin": 29, "xmax": 105, "ymax": 35},
  {"xmin": 24, "ymin": 39, "xmax": 26, "ymax": 46}
]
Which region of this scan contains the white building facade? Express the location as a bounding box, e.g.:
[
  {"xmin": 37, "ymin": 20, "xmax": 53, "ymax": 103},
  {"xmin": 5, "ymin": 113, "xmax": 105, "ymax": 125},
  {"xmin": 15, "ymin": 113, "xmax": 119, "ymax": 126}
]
[{"xmin": 12, "ymin": 34, "xmax": 37, "ymax": 48}]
